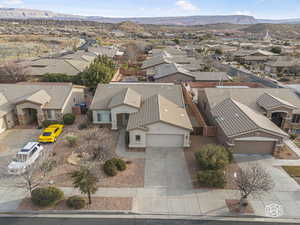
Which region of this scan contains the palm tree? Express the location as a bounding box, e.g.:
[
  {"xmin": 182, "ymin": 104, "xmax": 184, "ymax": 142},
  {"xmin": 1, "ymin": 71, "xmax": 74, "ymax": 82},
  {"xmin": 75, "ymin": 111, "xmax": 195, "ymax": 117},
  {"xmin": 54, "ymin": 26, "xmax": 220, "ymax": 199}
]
[{"xmin": 70, "ymin": 166, "xmax": 98, "ymax": 205}]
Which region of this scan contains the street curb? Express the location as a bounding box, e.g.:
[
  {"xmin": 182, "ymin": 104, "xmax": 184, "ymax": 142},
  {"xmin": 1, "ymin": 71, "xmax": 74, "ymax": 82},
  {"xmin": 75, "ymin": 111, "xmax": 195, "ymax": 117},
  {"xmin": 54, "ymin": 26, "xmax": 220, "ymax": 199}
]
[{"xmin": 0, "ymin": 211, "xmax": 300, "ymax": 223}]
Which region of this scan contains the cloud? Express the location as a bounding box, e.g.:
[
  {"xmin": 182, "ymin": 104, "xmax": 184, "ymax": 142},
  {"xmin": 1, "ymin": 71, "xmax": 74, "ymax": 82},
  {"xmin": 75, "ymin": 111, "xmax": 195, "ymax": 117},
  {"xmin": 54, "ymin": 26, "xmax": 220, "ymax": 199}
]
[
  {"xmin": 0, "ymin": 0, "xmax": 23, "ymax": 6},
  {"xmin": 175, "ymin": 0, "xmax": 199, "ymax": 11}
]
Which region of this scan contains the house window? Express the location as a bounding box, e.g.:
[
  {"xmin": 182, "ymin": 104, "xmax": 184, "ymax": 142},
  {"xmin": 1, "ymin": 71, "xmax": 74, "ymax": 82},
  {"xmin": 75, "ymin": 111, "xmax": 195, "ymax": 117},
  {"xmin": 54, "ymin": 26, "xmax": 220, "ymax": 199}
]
[
  {"xmin": 97, "ymin": 113, "xmax": 102, "ymax": 122},
  {"xmin": 47, "ymin": 110, "xmax": 55, "ymax": 120},
  {"xmin": 292, "ymin": 114, "xmax": 300, "ymax": 123},
  {"xmin": 109, "ymin": 113, "xmax": 112, "ymax": 122},
  {"xmin": 135, "ymin": 135, "xmax": 141, "ymax": 142}
]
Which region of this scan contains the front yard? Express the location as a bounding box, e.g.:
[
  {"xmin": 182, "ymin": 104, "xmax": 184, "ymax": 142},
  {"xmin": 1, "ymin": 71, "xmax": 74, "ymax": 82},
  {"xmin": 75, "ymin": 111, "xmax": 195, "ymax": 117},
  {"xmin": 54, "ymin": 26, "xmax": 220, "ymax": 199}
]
[
  {"xmin": 184, "ymin": 136, "xmax": 240, "ymax": 189},
  {"xmin": 35, "ymin": 115, "xmax": 145, "ymax": 188}
]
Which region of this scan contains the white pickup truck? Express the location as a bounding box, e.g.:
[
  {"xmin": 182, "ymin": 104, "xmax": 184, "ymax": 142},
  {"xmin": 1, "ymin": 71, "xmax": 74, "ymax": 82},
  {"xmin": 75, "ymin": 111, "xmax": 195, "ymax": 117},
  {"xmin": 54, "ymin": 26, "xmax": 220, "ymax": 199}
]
[{"xmin": 8, "ymin": 142, "xmax": 44, "ymax": 175}]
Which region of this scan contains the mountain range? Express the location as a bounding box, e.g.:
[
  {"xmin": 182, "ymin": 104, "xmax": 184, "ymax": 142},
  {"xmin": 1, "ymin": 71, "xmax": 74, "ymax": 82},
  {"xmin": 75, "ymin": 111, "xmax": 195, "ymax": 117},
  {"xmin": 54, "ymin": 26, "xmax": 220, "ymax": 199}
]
[{"xmin": 0, "ymin": 8, "xmax": 300, "ymax": 25}]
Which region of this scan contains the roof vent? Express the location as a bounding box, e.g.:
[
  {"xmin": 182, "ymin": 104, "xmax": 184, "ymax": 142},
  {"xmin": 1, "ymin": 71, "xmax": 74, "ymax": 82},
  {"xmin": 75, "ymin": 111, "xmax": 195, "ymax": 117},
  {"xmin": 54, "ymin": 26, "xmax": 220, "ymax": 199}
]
[
  {"xmin": 180, "ymin": 113, "xmax": 185, "ymax": 117},
  {"xmin": 235, "ymin": 113, "xmax": 240, "ymax": 117},
  {"xmin": 164, "ymin": 109, "xmax": 168, "ymax": 112}
]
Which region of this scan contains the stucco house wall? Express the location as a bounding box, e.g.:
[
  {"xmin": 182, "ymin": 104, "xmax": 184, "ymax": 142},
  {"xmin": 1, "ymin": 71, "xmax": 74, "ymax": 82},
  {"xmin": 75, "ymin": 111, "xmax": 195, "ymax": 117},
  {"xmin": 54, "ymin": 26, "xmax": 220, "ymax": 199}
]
[
  {"xmin": 129, "ymin": 122, "xmax": 191, "ymax": 148},
  {"xmin": 61, "ymin": 87, "xmax": 85, "ymax": 115}
]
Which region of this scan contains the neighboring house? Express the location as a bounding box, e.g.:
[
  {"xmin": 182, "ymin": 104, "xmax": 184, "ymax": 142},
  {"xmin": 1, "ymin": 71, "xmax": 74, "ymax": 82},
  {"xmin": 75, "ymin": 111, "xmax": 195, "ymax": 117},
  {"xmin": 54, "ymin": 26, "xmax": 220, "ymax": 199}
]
[
  {"xmin": 265, "ymin": 57, "xmax": 300, "ymax": 76},
  {"xmin": 198, "ymin": 88, "xmax": 300, "ymax": 154},
  {"xmin": 0, "ymin": 83, "xmax": 84, "ymax": 132},
  {"xmin": 24, "ymin": 58, "xmax": 90, "ymax": 77},
  {"xmin": 152, "ymin": 63, "xmax": 230, "ymax": 83},
  {"xmin": 90, "ymin": 83, "xmax": 192, "ymax": 149}
]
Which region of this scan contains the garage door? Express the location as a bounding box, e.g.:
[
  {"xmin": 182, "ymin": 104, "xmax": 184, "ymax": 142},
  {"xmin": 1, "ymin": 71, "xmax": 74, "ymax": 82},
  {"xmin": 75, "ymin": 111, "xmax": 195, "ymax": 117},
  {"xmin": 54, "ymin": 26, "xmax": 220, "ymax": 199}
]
[
  {"xmin": 146, "ymin": 134, "xmax": 184, "ymax": 148},
  {"xmin": 0, "ymin": 117, "xmax": 7, "ymax": 134},
  {"xmin": 233, "ymin": 140, "xmax": 275, "ymax": 154}
]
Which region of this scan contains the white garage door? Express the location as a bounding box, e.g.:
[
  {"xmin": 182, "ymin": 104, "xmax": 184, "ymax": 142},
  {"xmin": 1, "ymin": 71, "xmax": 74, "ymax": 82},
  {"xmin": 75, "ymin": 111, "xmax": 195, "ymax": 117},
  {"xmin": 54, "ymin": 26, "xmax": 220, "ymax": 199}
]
[
  {"xmin": 0, "ymin": 117, "xmax": 7, "ymax": 134},
  {"xmin": 146, "ymin": 134, "xmax": 184, "ymax": 147}
]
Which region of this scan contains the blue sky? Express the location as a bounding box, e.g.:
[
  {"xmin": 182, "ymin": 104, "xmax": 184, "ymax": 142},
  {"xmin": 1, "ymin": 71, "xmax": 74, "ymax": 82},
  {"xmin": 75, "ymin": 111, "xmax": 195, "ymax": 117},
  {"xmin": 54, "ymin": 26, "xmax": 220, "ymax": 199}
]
[{"xmin": 0, "ymin": 0, "xmax": 300, "ymax": 19}]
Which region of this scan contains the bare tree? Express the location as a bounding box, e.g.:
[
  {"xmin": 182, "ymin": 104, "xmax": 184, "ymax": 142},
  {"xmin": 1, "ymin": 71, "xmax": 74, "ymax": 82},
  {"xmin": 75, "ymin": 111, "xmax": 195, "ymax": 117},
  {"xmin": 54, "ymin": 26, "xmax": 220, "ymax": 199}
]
[
  {"xmin": 0, "ymin": 62, "xmax": 29, "ymax": 83},
  {"xmin": 18, "ymin": 164, "xmax": 42, "ymax": 197},
  {"xmin": 234, "ymin": 164, "xmax": 273, "ymax": 208}
]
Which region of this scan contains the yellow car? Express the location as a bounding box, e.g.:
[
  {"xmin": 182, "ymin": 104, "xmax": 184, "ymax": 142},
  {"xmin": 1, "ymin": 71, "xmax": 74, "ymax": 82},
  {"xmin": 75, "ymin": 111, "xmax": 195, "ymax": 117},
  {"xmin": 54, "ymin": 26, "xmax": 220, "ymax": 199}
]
[{"xmin": 38, "ymin": 124, "xmax": 64, "ymax": 143}]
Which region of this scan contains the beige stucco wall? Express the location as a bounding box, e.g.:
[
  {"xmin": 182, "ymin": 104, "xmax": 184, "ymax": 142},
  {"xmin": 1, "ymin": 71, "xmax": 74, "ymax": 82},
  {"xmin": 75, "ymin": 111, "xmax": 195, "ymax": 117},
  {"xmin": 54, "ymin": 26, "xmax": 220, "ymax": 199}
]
[
  {"xmin": 129, "ymin": 129, "xmax": 146, "ymax": 148},
  {"xmin": 111, "ymin": 105, "xmax": 138, "ymax": 130},
  {"xmin": 130, "ymin": 122, "xmax": 191, "ymax": 148},
  {"xmin": 16, "ymin": 101, "xmax": 45, "ymax": 126},
  {"xmin": 61, "ymin": 87, "xmax": 85, "ymax": 115}
]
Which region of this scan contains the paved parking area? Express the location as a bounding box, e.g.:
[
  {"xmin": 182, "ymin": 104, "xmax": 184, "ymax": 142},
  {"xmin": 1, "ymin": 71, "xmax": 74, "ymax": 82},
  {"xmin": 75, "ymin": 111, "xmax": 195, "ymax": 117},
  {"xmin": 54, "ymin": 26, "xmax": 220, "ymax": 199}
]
[{"xmin": 0, "ymin": 129, "xmax": 43, "ymax": 187}]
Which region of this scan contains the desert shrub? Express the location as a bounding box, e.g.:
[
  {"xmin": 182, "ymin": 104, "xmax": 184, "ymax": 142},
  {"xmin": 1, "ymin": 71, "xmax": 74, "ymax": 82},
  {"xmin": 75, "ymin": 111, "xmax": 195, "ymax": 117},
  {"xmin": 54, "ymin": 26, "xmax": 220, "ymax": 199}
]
[
  {"xmin": 195, "ymin": 144, "xmax": 230, "ymax": 170},
  {"xmin": 66, "ymin": 195, "xmax": 86, "ymax": 209},
  {"xmin": 63, "ymin": 113, "xmax": 76, "ymax": 125},
  {"xmin": 103, "ymin": 160, "xmax": 117, "ymax": 176},
  {"xmin": 66, "ymin": 135, "xmax": 78, "ymax": 147},
  {"xmin": 197, "ymin": 169, "xmax": 226, "ymax": 188},
  {"xmin": 290, "ymin": 133, "xmax": 298, "ymax": 140},
  {"xmin": 42, "ymin": 120, "xmax": 62, "ymax": 128},
  {"xmin": 111, "ymin": 158, "xmax": 127, "ymax": 171},
  {"xmin": 31, "ymin": 186, "xmax": 64, "ymax": 207},
  {"xmin": 78, "ymin": 122, "xmax": 88, "ymax": 130}
]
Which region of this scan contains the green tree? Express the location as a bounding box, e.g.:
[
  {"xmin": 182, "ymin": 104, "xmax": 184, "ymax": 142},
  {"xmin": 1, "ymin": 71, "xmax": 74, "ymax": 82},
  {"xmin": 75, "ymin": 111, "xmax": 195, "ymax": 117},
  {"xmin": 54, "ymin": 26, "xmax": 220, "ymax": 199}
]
[
  {"xmin": 79, "ymin": 55, "xmax": 116, "ymax": 92},
  {"xmin": 195, "ymin": 144, "xmax": 231, "ymax": 170},
  {"xmin": 215, "ymin": 49, "xmax": 223, "ymax": 55},
  {"xmin": 70, "ymin": 166, "xmax": 98, "ymax": 205},
  {"xmin": 173, "ymin": 39, "xmax": 180, "ymax": 45},
  {"xmin": 270, "ymin": 46, "xmax": 282, "ymax": 54}
]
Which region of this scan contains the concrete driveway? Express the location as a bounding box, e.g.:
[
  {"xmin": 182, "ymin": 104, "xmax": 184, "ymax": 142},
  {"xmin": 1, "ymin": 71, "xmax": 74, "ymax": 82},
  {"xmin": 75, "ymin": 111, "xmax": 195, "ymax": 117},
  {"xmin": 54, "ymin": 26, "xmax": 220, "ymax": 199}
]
[
  {"xmin": 0, "ymin": 129, "xmax": 42, "ymax": 187},
  {"xmin": 144, "ymin": 148, "xmax": 193, "ymax": 190}
]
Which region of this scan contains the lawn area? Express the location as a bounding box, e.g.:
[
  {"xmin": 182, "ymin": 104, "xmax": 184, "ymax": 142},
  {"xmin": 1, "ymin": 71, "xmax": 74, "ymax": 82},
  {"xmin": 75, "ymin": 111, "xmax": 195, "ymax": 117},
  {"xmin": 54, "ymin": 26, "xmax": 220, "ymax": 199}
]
[
  {"xmin": 294, "ymin": 141, "xmax": 300, "ymax": 148},
  {"xmin": 282, "ymin": 166, "xmax": 300, "ymax": 185},
  {"xmin": 283, "ymin": 166, "xmax": 300, "ymax": 177}
]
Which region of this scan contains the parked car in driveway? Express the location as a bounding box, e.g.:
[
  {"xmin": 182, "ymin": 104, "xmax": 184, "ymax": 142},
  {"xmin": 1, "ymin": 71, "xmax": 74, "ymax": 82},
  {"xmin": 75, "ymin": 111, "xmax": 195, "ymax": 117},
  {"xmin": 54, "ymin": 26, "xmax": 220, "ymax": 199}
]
[
  {"xmin": 38, "ymin": 124, "xmax": 64, "ymax": 143},
  {"xmin": 8, "ymin": 142, "xmax": 43, "ymax": 175}
]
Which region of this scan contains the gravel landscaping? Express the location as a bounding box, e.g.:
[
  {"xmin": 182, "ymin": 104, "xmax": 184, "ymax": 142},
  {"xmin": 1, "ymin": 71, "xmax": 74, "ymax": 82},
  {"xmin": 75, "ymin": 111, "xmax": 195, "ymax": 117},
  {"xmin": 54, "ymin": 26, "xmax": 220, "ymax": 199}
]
[
  {"xmin": 36, "ymin": 115, "xmax": 145, "ymax": 188},
  {"xmin": 18, "ymin": 197, "xmax": 132, "ymax": 211}
]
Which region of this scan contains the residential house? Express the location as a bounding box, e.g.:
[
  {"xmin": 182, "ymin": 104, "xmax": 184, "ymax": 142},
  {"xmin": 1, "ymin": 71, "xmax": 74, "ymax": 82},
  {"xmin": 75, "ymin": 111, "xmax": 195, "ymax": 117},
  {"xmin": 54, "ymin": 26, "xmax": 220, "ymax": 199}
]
[
  {"xmin": 265, "ymin": 57, "xmax": 300, "ymax": 76},
  {"xmin": 0, "ymin": 82, "xmax": 84, "ymax": 132},
  {"xmin": 152, "ymin": 63, "xmax": 230, "ymax": 83},
  {"xmin": 198, "ymin": 88, "xmax": 300, "ymax": 154},
  {"xmin": 90, "ymin": 83, "xmax": 192, "ymax": 149}
]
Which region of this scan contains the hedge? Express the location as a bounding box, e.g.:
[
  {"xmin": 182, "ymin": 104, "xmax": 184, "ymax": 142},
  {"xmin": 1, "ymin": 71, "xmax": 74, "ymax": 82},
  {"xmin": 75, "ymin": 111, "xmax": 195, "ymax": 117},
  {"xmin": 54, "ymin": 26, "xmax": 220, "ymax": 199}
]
[
  {"xmin": 66, "ymin": 195, "xmax": 86, "ymax": 209},
  {"xmin": 31, "ymin": 186, "xmax": 64, "ymax": 207},
  {"xmin": 195, "ymin": 144, "xmax": 230, "ymax": 170},
  {"xmin": 197, "ymin": 169, "xmax": 226, "ymax": 188},
  {"xmin": 63, "ymin": 113, "xmax": 76, "ymax": 125}
]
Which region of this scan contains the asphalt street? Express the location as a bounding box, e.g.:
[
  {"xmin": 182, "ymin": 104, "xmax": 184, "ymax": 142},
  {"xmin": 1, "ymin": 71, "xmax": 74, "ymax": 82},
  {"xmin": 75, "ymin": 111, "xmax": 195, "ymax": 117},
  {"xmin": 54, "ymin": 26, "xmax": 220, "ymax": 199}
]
[{"xmin": 0, "ymin": 217, "xmax": 299, "ymax": 225}]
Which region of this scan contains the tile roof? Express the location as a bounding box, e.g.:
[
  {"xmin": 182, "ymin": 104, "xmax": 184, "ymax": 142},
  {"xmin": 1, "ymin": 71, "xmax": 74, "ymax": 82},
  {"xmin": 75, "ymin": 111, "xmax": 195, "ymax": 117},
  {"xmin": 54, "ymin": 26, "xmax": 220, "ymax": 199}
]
[
  {"xmin": 14, "ymin": 89, "xmax": 51, "ymax": 105},
  {"xmin": 257, "ymin": 93, "xmax": 297, "ymax": 110},
  {"xmin": 211, "ymin": 98, "xmax": 288, "ymax": 137},
  {"xmin": 127, "ymin": 94, "xmax": 192, "ymax": 131},
  {"xmin": 190, "ymin": 72, "xmax": 230, "ymax": 82},
  {"xmin": 204, "ymin": 88, "xmax": 300, "ymax": 114},
  {"xmin": 108, "ymin": 88, "xmax": 141, "ymax": 109},
  {"xmin": 154, "ymin": 63, "xmax": 193, "ymax": 79},
  {"xmin": 90, "ymin": 83, "xmax": 185, "ymax": 110},
  {"xmin": 0, "ymin": 83, "xmax": 73, "ymax": 109}
]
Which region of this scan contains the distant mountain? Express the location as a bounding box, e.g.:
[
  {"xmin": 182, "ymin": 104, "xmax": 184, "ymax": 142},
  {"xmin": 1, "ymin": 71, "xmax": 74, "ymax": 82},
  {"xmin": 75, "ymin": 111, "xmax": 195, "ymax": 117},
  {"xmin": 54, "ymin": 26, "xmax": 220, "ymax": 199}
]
[{"xmin": 0, "ymin": 8, "xmax": 300, "ymax": 25}]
